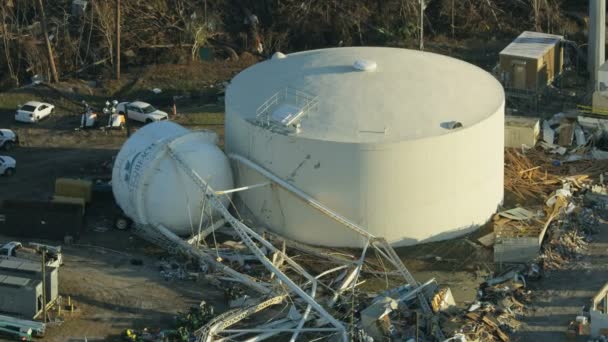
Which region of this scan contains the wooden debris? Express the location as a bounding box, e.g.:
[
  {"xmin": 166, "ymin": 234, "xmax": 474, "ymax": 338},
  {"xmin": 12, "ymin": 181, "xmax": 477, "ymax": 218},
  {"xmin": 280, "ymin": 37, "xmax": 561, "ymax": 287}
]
[
  {"xmin": 478, "ymin": 232, "xmax": 496, "ymax": 247},
  {"xmin": 504, "ymin": 148, "xmax": 562, "ymax": 199},
  {"xmin": 463, "ymin": 312, "xmax": 510, "ymax": 342},
  {"xmin": 504, "ymin": 148, "xmax": 603, "ymax": 200}
]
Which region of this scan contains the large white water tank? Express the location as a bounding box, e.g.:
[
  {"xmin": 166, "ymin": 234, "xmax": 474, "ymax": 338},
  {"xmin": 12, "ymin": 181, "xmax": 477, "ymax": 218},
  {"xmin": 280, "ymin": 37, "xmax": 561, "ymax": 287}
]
[
  {"xmin": 225, "ymin": 47, "xmax": 505, "ymax": 248},
  {"xmin": 112, "ymin": 121, "xmax": 233, "ymax": 236}
]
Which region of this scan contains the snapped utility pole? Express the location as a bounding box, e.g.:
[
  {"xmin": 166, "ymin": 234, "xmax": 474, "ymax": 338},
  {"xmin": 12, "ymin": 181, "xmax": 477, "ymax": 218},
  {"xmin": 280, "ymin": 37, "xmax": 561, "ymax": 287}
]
[
  {"xmin": 37, "ymin": 0, "xmax": 58, "ymax": 83},
  {"xmin": 115, "ymin": 0, "xmax": 121, "ymax": 80}
]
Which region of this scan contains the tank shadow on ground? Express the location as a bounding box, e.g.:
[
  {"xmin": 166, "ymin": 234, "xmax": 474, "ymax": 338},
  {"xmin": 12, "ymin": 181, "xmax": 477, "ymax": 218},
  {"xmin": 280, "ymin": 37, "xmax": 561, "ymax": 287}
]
[{"xmin": 0, "ymin": 146, "xmax": 118, "ymax": 201}]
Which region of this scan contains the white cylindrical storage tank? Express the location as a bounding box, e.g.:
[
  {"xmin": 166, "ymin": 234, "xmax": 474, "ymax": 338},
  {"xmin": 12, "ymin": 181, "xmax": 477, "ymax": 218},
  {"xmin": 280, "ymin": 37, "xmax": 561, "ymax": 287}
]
[
  {"xmin": 112, "ymin": 121, "xmax": 233, "ymax": 236},
  {"xmin": 225, "ymin": 47, "xmax": 504, "ymax": 248}
]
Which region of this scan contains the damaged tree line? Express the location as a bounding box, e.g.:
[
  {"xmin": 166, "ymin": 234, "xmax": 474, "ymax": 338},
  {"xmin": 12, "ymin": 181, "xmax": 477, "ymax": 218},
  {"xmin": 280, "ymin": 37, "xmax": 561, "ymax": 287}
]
[{"xmin": 0, "ymin": 0, "xmax": 579, "ymax": 87}]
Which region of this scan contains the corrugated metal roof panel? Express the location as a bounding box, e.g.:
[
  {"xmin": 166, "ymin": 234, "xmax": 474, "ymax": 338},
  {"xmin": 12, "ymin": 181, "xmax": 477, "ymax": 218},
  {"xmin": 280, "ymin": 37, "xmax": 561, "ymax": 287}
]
[
  {"xmin": 0, "ymin": 258, "xmax": 41, "ymax": 272},
  {"xmin": 17, "ymin": 262, "xmax": 41, "ymax": 272},
  {"xmin": 500, "ymin": 31, "xmax": 563, "ymax": 59},
  {"xmin": 0, "ymin": 259, "xmax": 22, "ymax": 269},
  {"xmin": 0, "ymin": 275, "xmax": 29, "ymax": 287}
]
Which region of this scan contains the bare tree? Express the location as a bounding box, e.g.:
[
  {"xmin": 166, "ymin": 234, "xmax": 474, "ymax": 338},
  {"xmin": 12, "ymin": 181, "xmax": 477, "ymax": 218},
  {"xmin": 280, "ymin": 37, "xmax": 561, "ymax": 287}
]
[
  {"xmin": 1, "ymin": 4, "xmax": 18, "ymax": 85},
  {"xmin": 37, "ymin": 0, "xmax": 59, "ymax": 82},
  {"xmin": 115, "ymin": 0, "xmax": 120, "ymax": 80},
  {"xmin": 0, "ymin": 0, "xmax": 576, "ymax": 86},
  {"xmin": 92, "ymin": 0, "xmax": 115, "ymax": 67}
]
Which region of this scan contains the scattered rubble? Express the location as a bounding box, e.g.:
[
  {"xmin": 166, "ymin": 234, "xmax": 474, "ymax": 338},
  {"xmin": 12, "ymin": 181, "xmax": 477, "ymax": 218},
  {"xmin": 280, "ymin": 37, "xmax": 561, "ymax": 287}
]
[
  {"xmin": 157, "ymin": 257, "xmax": 200, "ymax": 281},
  {"xmin": 445, "ymin": 266, "xmax": 530, "ymax": 341},
  {"xmin": 502, "ymin": 119, "xmax": 608, "ymax": 265},
  {"xmin": 460, "ymin": 114, "xmax": 608, "ymax": 340},
  {"xmin": 122, "ymin": 302, "xmax": 215, "ymax": 342}
]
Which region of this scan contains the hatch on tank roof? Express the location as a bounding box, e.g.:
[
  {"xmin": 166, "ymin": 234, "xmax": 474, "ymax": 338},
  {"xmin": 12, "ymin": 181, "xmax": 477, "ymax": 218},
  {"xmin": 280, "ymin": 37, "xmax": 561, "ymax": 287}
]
[{"xmin": 353, "ymin": 59, "xmax": 377, "ymax": 71}]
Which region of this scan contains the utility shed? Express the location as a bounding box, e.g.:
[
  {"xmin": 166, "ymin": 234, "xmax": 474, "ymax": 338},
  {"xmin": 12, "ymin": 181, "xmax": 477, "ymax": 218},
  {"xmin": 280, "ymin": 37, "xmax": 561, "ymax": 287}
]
[
  {"xmin": 0, "ymin": 275, "xmax": 43, "ymax": 318},
  {"xmin": 0, "ymin": 259, "xmax": 58, "ymax": 307},
  {"xmin": 499, "ymin": 31, "xmax": 564, "ymax": 92}
]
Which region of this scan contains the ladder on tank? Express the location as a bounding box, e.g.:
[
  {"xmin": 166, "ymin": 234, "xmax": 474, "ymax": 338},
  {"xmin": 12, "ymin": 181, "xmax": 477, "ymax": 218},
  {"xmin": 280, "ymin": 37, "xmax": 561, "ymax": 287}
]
[{"xmin": 159, "ymin": 141, "xmax": 443, "ymax": 341}]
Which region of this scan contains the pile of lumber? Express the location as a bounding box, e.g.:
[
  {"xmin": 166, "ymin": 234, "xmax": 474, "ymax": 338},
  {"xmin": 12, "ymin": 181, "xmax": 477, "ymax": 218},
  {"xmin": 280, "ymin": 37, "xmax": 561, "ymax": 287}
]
[
  {"xmin": 504, "ymin": 148, "xmax": 598, "ymax": 200},
  {"xmin": 504, "ymin": 149, "xmax": 562, "ymax": 199}
]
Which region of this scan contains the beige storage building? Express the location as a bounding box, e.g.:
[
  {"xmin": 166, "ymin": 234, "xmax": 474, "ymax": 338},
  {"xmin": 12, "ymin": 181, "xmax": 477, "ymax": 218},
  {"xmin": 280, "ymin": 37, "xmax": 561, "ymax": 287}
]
[{"xmin": 499, "ymin": 31, "xmax": 564, "ymax": 92}]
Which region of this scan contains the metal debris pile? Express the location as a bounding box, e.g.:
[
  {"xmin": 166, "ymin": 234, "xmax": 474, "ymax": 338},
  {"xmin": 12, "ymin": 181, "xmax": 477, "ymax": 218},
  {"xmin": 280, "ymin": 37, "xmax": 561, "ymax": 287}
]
[
  {"xmin": 468, "ymin": 138, "xmax": 608, "ymax": 340},
  {"xmin": 129, "ymin": 147, "xmax": 448, "ymax": 342},
  {"xmin": 503, "ymin": 146, "xmax": 602, "ymax": 270},
  {"xmin": 537, "ymin": 182, "xmax": 608, "ymax": 270},
  {"xmin": 158, "ymin": 258, "xmax": 191, "ymax": 281},
  {"xmin": 185, "ymin": 234, "xmax": 449, "ymax": 342},
  {"xmin": 539, "ymin": 112, "xmax": 608, "ymax": 165},
  {"xmin": 445, "ymin": 266, "xmax": 533, "ymax": 342},
  {"xmin": 541, "ymin": 223, "xmax": 588, "ymax": 270}
]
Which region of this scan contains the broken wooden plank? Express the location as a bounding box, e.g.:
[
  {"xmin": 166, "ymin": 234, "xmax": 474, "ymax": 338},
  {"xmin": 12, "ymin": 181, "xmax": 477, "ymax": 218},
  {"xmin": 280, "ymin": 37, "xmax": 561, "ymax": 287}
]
[{"xmin": 478, "ymin": 232, "xmax": 496, "ymax": 247}]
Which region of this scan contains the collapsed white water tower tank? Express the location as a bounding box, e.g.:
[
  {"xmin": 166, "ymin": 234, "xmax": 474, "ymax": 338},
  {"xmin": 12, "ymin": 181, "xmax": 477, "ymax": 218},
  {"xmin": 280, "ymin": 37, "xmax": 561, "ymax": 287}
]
[
  {"xmin": 112, "ymin": 121, "xmax": 233, "ymax": 235},
  {"xmin": 225, "ymin": 47, "xmax": 505, "ymax": 248}
]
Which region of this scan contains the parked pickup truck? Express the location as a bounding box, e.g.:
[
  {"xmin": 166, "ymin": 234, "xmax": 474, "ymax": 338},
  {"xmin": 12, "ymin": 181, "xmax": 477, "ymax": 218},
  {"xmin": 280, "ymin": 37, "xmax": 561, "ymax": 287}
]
[
  {"xmin": 0, "ymin": 129, "xmax": 17, "ymax": 151},
  {"xmin": 0, "ymin": 241, "xmax": 63, "ymax": 267}
]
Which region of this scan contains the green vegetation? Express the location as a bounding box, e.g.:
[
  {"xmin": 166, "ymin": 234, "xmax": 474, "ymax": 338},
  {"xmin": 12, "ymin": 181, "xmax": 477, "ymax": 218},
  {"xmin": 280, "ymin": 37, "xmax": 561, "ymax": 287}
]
[
  {"xmin": 0, "ymin": 92, "xmax": 35, "ymax": 113},
  {"xmin": 174, "ymin": 105, "xmax": 224, "ymax": 127}
]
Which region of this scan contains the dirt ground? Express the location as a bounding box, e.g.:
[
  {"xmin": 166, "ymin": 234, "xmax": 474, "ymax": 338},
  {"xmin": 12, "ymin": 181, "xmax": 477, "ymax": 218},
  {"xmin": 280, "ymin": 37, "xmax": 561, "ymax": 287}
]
[{"xmin": 0, "ymin": 231, "xmax": 225, "ymax": 342}]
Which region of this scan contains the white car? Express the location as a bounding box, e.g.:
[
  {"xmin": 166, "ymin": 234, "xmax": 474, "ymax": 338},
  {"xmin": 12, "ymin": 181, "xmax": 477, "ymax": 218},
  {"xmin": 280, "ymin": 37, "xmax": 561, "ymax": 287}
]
[
  {"xmin": 0, "ymin": 129, "xmax": 17, "ymax": 151},
  {"xmin": 0, "ymin": 156, "xmax": 16, "ymax": 176},
  {"xmin": 15, "ymin": 101, "xmax": 55, "ymax": 123},
  {"xmin": 116, "ymin": 101, "xmax": 168, "ymax": 123}
]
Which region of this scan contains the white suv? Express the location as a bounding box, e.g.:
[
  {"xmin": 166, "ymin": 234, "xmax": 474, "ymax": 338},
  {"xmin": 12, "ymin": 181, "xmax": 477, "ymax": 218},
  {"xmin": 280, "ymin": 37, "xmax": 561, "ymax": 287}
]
[
  {"xmin": 116, "ymin": 101, "xmax": 168, "ymax": 123},
  {"xmin": 0, "ymin": 129, "xmax": 17, "ymax": 151},
  {"xmin": 0, "ymin": 156, "xmax": 16, "ymax": 176}
]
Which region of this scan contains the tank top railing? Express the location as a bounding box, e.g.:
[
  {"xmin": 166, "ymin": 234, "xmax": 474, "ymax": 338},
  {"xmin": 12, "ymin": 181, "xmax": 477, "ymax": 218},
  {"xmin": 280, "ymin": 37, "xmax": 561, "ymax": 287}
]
[{"xmin": 255, "ymin": 87, "xmax": 318, "ymax": 129}]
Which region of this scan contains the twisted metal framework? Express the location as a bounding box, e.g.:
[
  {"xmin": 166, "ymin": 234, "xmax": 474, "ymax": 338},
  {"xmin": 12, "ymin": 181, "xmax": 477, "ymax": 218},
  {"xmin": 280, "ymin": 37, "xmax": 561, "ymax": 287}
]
[{"xmin": 133, "ymin": 141, "xmax": 443, "ymax": 341}]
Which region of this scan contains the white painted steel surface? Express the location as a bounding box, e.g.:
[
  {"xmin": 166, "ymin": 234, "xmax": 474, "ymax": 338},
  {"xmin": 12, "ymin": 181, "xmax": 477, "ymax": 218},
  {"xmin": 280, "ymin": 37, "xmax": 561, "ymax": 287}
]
[
  {"xmin": 112, "ymin": 121, "xmax": 233, "ymax": 236},
  {"xmin": 225, "ymin": 47, "xmax": 505, "ymax": 247}
]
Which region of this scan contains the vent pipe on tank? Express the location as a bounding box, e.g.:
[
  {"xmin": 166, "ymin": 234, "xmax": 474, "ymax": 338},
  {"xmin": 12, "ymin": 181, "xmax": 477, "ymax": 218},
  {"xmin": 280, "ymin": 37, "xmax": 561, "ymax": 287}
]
[{"xmin": 589, "ymin": 0, "xmax": 606, "ymax": 89}]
